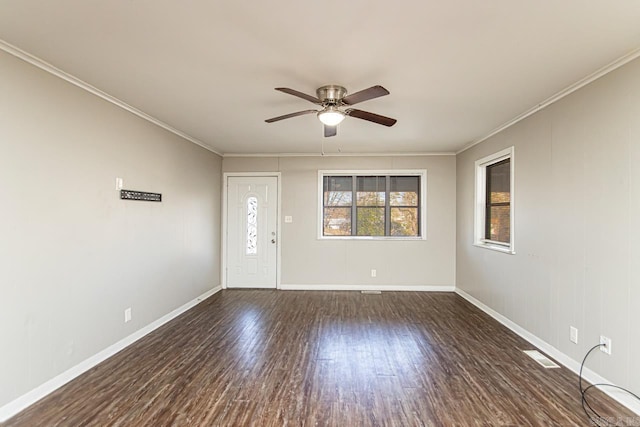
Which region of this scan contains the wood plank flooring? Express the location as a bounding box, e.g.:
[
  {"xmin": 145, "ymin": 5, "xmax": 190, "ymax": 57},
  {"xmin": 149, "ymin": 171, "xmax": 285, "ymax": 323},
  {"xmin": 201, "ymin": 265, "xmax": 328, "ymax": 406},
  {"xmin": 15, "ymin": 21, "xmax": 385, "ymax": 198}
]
[{"xmin": 3, "ymin": 291, "xmax": 636, "ymax": 426}]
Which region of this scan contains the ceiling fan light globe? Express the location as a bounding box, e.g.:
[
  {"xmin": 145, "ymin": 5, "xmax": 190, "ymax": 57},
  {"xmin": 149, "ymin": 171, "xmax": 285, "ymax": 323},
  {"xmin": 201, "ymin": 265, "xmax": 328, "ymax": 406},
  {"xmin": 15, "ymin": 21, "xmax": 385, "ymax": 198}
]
[{"xmin": 317, "ymin": 109, "xmax": 345, "ymax": 126}]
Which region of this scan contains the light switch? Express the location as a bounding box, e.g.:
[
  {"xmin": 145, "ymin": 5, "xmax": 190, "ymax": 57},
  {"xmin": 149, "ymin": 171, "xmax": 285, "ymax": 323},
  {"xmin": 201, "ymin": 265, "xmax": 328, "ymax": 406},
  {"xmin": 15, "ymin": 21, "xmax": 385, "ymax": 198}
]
[{"xmin": 284, "ymin": 216, "xmax": 293, "ymax": 223}]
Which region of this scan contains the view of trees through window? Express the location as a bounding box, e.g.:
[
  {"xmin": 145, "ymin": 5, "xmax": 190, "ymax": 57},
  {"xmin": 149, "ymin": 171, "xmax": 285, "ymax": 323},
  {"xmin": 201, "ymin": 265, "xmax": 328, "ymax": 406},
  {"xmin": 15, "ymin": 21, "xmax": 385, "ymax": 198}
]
[
  {"xmin": 323, "ymin": 174, "xmax": 420, "ymax": 237},
  {"xmin": 323, "ymin": 176, "xmax": 353, "ymax": 236},
  {"xmin": 485, "ymin": 159, "xmax": 510, "ymax": 243},
  {"xmin": 356, "ymin": 176, "xmax": 385, "ymax": 235}
]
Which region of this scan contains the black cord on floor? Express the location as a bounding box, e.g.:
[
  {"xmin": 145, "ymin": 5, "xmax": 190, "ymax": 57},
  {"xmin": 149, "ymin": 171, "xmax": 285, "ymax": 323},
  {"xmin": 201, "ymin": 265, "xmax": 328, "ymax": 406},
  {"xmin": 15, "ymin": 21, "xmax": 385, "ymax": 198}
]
[{"xmin": 579, "ymin": 343, "xmax": 640, "ymax": 426}]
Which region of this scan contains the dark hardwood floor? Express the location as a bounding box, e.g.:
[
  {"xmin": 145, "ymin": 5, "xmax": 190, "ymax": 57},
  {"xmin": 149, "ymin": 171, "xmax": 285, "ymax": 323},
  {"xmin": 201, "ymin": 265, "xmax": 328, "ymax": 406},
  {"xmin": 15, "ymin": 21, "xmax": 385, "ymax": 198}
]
[{"xmin": 3, "ymin": 290, "xmax": 635, "ymax": 426}]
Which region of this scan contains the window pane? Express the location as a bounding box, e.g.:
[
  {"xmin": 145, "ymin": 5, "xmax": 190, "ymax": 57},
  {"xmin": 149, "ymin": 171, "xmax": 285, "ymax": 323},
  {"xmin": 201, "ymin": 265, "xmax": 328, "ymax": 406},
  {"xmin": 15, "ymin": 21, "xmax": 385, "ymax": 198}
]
[
  {"xmin": 390, "ymin": 191, "xmax": 418, "ymax": 206},
  {"xmin": 323, "ymin": 207, "xmax": 351, "ymax": 235},
  {"xmin": 487, "ymin": 206, "xmax": 510, "ymax": 242},
  {"xmin": 390, "ymin": 176, "xmax": 418, "ymax": 206},
  {"xmin": 357, "ymin": 176, "xmax": 385, "ymax": 191},
  {"xmin": 324, "ymin": 176, "xmax": 353, "ymax": 207},
  {"xmin": 486, "ymin": 158, "xmax": 510, "ymax": 243},
  {"xmin": 324, "ymin": 191, "xmax": 352, "ymax": 206},
  {"xmin": 390, "ymin": 208, "xmax": 418, "ymax": 236},
  {"xmin": 356, "ymin": 207, "xmax": 385, "ymax": 236},
  {"xmin": 324, "ymin": 176, "xmax": 352, "ymax": 192},
  {"xmin": 357, "ymin": 176, "xmax": 385, "ymax": 206},
  {"xmin": 356, "ymin": 191, "xmax": 385, "ymax": 206},
  {"xmin": 487, "ymin": 160, "xmax": 510, "ymax": 203},
  {"xmin": 390, "ymin": 176, "xmax": 419, "ymax": 192}
]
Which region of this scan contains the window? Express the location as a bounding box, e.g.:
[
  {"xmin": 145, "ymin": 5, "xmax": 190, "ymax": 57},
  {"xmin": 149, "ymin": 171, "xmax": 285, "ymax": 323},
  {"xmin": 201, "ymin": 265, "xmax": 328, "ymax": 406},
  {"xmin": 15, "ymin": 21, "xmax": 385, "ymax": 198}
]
[
  {"xmin": 319, "ymin": 170, "xmax": 426, "ymax": 239},
  {"xmin": 474, "ymin": 147, "xmax": 515, "ymax": 253}
]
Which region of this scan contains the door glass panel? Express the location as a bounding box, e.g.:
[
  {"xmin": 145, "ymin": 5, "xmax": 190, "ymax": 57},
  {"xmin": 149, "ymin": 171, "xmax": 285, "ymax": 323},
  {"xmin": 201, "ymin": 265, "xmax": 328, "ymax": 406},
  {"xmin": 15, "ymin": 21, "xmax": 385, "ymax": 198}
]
[{"xmin": 246, "ymin": 196, "xmax": 257, "ymax": 254}]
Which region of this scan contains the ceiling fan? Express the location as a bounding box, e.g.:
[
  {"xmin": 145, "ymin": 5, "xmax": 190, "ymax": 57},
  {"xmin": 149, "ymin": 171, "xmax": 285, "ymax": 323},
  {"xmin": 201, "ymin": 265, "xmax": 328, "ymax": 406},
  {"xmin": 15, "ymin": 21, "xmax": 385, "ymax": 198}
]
[{"xmin": 265, "ymin": 85, "xmax": 397, "ymax": 137}]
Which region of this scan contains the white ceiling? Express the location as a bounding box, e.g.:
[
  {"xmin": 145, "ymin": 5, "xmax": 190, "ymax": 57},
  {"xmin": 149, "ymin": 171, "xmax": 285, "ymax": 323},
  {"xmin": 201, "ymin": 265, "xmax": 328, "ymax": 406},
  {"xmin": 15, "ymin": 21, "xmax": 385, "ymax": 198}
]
[{"xmin": 1, "ymin": 1, "xmax": 640, "ymax": 155}]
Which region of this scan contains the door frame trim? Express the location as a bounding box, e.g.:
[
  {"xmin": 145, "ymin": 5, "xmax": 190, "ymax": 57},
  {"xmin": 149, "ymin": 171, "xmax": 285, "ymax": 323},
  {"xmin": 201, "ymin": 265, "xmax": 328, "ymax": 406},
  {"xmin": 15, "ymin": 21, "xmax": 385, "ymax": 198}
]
[{"xmin": 222, "ymin": 172, "xmax": 282, "ymax": 289}]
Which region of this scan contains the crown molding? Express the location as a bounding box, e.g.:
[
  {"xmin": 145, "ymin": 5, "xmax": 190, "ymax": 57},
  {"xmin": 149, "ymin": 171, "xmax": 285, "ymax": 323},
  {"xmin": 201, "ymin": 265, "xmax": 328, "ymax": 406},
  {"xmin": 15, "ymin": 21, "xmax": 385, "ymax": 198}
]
[
  {"xmin": 457, "ymin": 46, "xmax": 640, "ymax": 155},
  {"xmin": 222, "ymin": 151, "xmax": 455, "ymax": 158},
  {"xmin": 7, "ymin": 36, "xmax": 637, "ymax": 159},
  {"xmin": 0, "ymin": 39, "xmax": 222, "ymax": 157}
]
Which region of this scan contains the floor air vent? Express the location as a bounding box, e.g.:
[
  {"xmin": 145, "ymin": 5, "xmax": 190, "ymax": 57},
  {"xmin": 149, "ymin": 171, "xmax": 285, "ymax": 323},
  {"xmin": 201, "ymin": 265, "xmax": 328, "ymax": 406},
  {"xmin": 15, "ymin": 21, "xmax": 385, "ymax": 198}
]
[{"xmin": 523, "ymin": 350, "xmax": 560, "ymax": 369}]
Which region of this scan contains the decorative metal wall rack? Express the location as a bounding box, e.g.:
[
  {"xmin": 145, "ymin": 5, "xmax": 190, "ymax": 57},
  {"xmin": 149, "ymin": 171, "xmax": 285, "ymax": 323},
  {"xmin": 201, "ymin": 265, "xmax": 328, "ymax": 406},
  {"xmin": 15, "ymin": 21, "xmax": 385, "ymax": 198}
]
[{"xmin": 120, "ymin": 189, "xmax": 162, "ymax": 202}]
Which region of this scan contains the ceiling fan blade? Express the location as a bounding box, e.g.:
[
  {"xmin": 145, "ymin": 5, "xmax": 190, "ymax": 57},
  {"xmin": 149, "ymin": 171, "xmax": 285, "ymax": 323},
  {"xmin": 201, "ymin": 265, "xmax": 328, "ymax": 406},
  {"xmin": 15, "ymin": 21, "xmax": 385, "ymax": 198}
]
[
  {"xmin": 324, "ymin": 125, "xmax": 337, "ymax": 138},
  {"xmin": 265, "ymin": 110, "xmax": 317, "ymax": 123},
  {"xmin": 346, "ymin": 109, "xmax": 397, "ymax": 127},
  {"xmin": 275, "ymin": 88, "xmax": 322, "ymax": 104},
  {"xmin": 341, "ymin": 85, "xmax": 390, "ymax": 105}
]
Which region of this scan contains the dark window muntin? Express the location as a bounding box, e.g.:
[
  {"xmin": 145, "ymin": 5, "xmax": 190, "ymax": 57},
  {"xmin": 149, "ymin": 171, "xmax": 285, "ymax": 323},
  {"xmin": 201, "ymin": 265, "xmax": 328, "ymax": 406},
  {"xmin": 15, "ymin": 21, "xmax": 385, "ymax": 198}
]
[
  {"xmin": 484, "ymin": 158, "xmax": 510, "ymax": 242},
  {"xmin": 323, "ymin": 174, "xmax": 421, "ymax": 237}
]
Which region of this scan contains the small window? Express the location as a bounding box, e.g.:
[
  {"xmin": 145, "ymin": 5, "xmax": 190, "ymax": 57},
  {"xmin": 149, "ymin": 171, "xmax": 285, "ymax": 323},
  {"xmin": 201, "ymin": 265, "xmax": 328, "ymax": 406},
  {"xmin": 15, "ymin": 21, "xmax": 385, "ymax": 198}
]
[
  {"xmin": 474, "ymin": 148, "xmax": 515, "ymax": 253},
  {"xmin": 319, "ymin": 170, "xmax": 426, "ymax": 239}
]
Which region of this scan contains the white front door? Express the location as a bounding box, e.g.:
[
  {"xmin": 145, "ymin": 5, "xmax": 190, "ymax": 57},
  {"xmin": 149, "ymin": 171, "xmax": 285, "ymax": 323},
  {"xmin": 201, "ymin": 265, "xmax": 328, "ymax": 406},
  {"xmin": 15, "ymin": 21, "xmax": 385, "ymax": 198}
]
[{"xmin": 226, "ymin": 176, "xmax": 278, "ymax": 288}]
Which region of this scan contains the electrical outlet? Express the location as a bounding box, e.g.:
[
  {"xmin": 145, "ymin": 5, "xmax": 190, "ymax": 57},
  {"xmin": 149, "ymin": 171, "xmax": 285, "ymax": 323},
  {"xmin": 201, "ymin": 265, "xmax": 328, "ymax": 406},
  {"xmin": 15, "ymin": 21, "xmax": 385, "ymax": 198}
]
[
  {"xmin": 570, "ymin": 326, "xmax": 578, "ymax": 344},
  {"xmin": 124, "ymin": 308, "xmax": 132, "ymax": 323},
  {"xmin": 115, "ymin": 177, "xmax": 123, "ymax": 190},
  {"xmin": 599, "ymin": 335, "xmax": 612, "ymax": 355},
  {"xmin": 371, "ymin": 269, "xmax": 377, "ymax": 278}
]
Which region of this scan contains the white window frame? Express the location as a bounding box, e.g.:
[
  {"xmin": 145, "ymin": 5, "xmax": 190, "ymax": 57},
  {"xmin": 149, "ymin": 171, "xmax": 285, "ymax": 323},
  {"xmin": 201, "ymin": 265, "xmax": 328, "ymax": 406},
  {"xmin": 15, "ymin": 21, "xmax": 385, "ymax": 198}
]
[
  {"xmin": 474, "ymin": 147, "xmax": 515, "ymax": 254},
  {"xmin": 317, "ymin": 169, "xmax": 427, "ymax": 240}
]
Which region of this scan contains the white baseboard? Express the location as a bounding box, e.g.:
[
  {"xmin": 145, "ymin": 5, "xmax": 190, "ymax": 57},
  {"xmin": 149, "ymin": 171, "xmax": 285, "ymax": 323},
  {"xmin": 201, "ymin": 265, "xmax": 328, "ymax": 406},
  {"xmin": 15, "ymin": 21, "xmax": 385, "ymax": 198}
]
[
  {"xmin": 0, "ymin": 285, "xmax": 222, "ymax": 423},
  {"xmin": 279, "ymin": 284, "xmax": 455, "ymax": 292},
  {"xmin": 455, "ymin": 288, "xmax": 640, "ymax": 416}
]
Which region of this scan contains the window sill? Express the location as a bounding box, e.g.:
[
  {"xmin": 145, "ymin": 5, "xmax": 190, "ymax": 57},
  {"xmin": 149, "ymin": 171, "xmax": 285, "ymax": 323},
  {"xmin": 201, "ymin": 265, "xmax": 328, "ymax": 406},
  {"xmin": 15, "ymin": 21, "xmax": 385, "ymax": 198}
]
[
  {"xmin": 319, "ymin": 236, "xmax": 426, "ymax": 241},
  {"xmin": 473, "ymin": 242, "xmax": 515, "ymax": 254}
]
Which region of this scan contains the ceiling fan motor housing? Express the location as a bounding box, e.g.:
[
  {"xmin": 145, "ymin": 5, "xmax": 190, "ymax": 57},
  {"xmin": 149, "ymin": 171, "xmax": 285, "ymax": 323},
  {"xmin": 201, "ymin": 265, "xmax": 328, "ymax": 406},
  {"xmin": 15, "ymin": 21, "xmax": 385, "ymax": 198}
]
[{"xmin": 316, "ymin": 85, "xmax": 347, "ymax": 104}]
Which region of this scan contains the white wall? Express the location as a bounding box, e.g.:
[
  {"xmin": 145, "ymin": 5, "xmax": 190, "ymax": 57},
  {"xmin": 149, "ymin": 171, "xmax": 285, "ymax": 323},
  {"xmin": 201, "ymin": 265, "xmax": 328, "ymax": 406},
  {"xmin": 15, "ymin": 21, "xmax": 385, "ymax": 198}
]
[
  {"xmin": 456, "ymin": 58, "xmax": 640, "ymax": 397},
  {"xmin": 223, "ymin": 155, "xmax": 456, "ymax": 288},
  {"xmin": 0, "ymin": 50, "xmax": 222, "ymax": 407}
]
